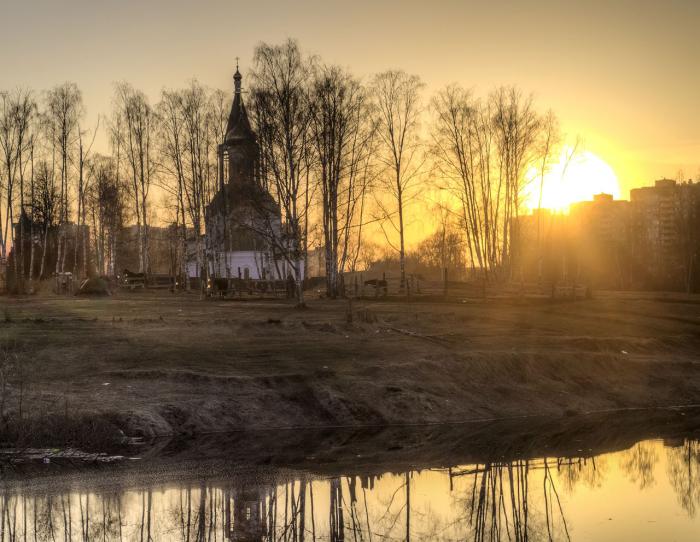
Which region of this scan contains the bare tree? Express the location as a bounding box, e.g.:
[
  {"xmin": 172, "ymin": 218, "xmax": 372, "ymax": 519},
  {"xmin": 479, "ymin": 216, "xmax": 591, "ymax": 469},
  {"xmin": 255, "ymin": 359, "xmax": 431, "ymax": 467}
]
[
  {"xmin": 372, "ymin": 70, "xmax": 424, "ymax": 289},
  {"xmin": 26, "ymin": 135, "xmax": 38, "ymax": 291},
  {"xmin": 432, "ymin": 85, "xmax": 553, "ymax": 282},
  {"xmin": 157, "ymin": 89, "xmax": 190, "ymax": 288},
  {"xmin": 210, "ymin": 88, "xmax": 231, "ymax": 153},
  {"xmin": 535, "ymin": 112, "xmax": 559, "ymax": 237},
  {"xmin": 44, "ymin": 83, "xmax": 83, "ymax": 274},
  {"xmin": 158, "ymin": 81, "xmax": 217, "ymax": 294},
  {"xmin": 250, "ymin": 39, "xmax": 315, "ymax": 305},
  {"xmin": 491, "ymin": 86, "xmax": 541, "ymax": 279},
  {"xmin": 73, "ymin": 118, "xmax": 100, "ymax": 279},
  {"xmin": 416, "ymin": 206, "xmax": 467, "ymax": 276},
  {"xmin": 13, "ymin": 92, "xmax": 36, "ymax": 291},
  {"xmin": 33, "ymin": 159, "xmax": 58, "ymax": 280},
  {"xmin": 0, "ymin": 90, "xmax": 37, "ymax": 293},
  {"xmin": 310, "ymin": 64, "xmax": 376, "ymax": 297},
  {"xmin": 86, "ymin": 154, "xmax": 124, "ymax": 276},
  {"xmin": 182, "ymin": 82, "xmax": 218, "ymax": 293},
  {"xmin": 0, "ymin": 92, "xmax": 19, "ymax": 260},
  {"xmin": 431, "ymin": 85, "xmax": 491, "ymax": 278},
  {"xmin": 113, "ymin": 83, "xmax": 155, "ymax": 275}
]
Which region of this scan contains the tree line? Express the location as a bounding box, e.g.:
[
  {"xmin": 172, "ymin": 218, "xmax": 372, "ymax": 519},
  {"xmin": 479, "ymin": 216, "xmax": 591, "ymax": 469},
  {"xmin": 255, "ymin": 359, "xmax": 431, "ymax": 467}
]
[{"xmin": 0, "ymin": 38, "xmax": 561, "ymax": 297}]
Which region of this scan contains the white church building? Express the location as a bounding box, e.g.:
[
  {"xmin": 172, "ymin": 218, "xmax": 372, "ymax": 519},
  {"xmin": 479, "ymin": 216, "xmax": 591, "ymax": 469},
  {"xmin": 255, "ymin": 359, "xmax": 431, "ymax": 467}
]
[{"xmin": 193, "ymin": 67, "xmax": 303, "ymax": 282}]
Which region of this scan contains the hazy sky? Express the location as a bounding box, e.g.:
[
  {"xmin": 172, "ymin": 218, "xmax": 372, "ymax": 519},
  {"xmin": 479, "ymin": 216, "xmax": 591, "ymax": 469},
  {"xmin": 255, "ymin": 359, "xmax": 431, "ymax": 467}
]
[{"xmin": 1, "ymin": 0, "xmax": 698, "ymax": 197}]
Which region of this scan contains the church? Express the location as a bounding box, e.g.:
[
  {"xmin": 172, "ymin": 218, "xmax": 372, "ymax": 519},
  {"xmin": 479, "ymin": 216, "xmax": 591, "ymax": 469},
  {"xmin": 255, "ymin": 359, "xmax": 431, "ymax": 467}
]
[{"xmin": 203, "ymin": 67, "xmax": 301, "ymax": 282}]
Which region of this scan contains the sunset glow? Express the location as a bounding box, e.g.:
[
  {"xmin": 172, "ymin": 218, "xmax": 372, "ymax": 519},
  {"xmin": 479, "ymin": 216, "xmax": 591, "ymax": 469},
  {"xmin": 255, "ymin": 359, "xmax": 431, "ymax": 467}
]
[
  {"xmin": 525, "ymin": 147, "xmax": 621, "ymax": 212},
  {"xmin": 2, "ymin": 4, "xmax": 700, "ymax": 541}
]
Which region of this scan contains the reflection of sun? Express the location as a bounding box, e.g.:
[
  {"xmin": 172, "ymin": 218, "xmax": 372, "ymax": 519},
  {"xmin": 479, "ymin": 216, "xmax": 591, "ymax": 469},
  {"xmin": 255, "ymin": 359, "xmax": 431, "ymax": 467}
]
[{"xmin": 525, "ymin": 147, "xmax": 620, "ymax": 212}]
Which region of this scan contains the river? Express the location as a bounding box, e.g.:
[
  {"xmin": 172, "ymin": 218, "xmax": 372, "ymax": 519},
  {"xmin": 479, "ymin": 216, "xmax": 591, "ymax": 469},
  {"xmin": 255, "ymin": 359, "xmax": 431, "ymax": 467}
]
[{"xmin": 1, "ymin": 433, "xmax": 699, "ymax": 541}]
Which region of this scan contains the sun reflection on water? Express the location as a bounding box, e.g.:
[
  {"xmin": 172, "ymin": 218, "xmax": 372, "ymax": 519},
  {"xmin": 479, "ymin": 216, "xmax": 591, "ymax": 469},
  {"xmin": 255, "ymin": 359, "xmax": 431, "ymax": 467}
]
[{"xmin": 2, "ymin": 438, "xmax": 699, "ymax": 541}]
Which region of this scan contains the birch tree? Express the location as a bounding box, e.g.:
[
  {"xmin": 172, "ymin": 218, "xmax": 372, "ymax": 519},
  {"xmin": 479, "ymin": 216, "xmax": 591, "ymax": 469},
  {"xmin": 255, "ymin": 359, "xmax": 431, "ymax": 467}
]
[
  {"xmin": 158, "ymin": 82, "xmax": 219, "ymax": 292},
  {"xmin": 491, "ymin": 86, "xmax": 541, "ymax": 278},
  {"xmin": 33, "ymin": 159, "xmax": 57, "ymax": 280},
  {"xmin": 0, "ymin": 90, "xmax": 36, "ymax": 292},
  {"xmin": 310, "ymin": 65, "xmax": 376, "ymax": 297},
  {"xmin": 158, "ymin": 89, "xmax": 189, "ymax": 287},
  {"xmin": 250, "ymin": 39, "xmax": 315, "ymax": 305},
  {"xmin": 431, "ymin": 86, "xmax": 492, "ymax": 278},
  {"xmin": 113, "ymin": 83, "xmax": 155, "ymax": 275},
  {"xmin": 432, "ymin": 85, "xmax": 553, "ymax": 281},
  {"xmin": 0, "ymin": 92, "xmax": 19, "ymax": 261},
  {"xmin": 72, "ymin": 119, "xmax": 100, "ymax": 278},
  {"xmin": 86, "ymin": 154, "xmax": 124, "ymax": 276},
  {"xmin": 44, "ymin": 83, "xmax": 83, "ymax": 274},
  {"xmin": 372, "ymin": 70, "xmax": 424, "ymax": 289}
]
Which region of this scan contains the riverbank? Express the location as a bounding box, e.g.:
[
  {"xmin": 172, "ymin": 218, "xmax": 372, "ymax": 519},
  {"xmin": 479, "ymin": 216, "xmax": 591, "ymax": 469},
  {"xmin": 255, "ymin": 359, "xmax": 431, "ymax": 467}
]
[
  {"xmin": 3, "ymin": 407, "xmax": 700, "ymax": 481},
  {"xmin": 1, "ymin": 290, "xmax": 699, "ymax": 451}
]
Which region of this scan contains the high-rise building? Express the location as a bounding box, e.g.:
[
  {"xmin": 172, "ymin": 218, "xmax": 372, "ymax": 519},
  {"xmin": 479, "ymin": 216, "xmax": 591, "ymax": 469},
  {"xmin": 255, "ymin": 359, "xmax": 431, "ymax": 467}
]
[
  {"xmin": 630, "ymin": 179, "xmax": 700, "ymax": 290},
  {"xmin": 513, "ymin": 180, "xmax": 700, "ymax": 292},
  {"xmin": 569, "ymin": 193, "xmax": 632, "ymax": 288}
]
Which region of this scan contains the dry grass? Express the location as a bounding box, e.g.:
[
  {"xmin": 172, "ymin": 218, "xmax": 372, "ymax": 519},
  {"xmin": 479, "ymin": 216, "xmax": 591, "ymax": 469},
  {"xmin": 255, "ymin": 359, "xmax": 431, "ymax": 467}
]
[{"xmin": 0, "ymin": 289, "xmax": 699, "ymax": 449}]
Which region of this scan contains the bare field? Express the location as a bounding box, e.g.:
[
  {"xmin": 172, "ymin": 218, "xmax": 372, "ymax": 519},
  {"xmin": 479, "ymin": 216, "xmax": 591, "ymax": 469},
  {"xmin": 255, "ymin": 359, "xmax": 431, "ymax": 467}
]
[{"xmin": 1, "ymin": 290, "xmax": 700, "ymax": 443}]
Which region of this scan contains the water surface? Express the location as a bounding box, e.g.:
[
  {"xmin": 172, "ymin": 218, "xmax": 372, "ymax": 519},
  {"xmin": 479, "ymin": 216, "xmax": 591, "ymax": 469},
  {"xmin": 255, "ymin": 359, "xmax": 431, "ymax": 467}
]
[{"xmin": 3, "ymin": 435, "xmax": 700, "ymax": 541}]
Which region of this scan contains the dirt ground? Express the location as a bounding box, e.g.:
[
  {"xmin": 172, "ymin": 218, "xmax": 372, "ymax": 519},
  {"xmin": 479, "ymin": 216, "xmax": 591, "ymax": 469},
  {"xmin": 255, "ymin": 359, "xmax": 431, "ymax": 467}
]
[{"xmin": 1, "ymin": 289, "xmax": 700, "ymax": 444}]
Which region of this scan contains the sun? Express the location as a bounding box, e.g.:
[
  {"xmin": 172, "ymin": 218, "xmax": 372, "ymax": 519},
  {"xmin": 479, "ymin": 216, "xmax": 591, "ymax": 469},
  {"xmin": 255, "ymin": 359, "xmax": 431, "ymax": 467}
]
[{"xmin": 525, "ymin": 147, "xmax": 621, "ymax": 212}]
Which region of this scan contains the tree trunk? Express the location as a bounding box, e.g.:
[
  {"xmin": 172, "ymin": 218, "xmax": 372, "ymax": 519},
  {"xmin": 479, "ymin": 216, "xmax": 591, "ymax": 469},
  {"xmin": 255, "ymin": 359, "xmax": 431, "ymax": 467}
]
[
  {"xmin": 27, "ymin": 145, "xmax": 35, "ymax": 292},
  {"xmin": 39, "ymin": 226, "xmax": 49, "ymax": 280},
  {"xmin": 398, "ymin": 184, "xmax": 406, "ymax": 290}
]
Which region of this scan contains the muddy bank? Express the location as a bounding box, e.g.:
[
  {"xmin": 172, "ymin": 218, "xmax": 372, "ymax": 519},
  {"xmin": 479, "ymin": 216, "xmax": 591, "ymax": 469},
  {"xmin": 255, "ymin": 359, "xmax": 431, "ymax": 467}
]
[
  {"xmin": 1, "ymin": 291, "xmax": 700, "ymax": 450},
  {"xmin": 3, "ymin": 408, "xmax": 700, "ymax": 488}
]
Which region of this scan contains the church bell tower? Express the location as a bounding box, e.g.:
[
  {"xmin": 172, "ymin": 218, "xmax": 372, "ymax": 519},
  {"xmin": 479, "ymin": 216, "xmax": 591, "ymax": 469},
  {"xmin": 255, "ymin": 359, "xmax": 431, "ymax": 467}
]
[{"xmin": 217, "ymin": 63, "xmax": 259, "ymax": 192}]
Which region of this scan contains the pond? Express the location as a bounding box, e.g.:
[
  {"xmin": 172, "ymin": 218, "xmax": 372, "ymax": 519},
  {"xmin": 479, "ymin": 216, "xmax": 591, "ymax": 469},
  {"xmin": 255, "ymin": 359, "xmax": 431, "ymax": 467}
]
[{"xmin": 1, "ymin": 434, "xmax": 699, "ymax": 541}]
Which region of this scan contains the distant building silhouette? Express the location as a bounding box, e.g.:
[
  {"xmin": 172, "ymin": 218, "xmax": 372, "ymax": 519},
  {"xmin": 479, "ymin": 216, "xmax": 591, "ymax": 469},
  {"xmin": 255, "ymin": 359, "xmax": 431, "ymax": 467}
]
[
  {"xmin": 569, "ymin": 193, "xmax": 632, "ymax": 288},
  {"xmin": 630, "ymin": 179, "xmax": 700, "ymax": 290},
  {"xmin": 514, "ymin": 179, "xmax": 700, "ymax": 292}
]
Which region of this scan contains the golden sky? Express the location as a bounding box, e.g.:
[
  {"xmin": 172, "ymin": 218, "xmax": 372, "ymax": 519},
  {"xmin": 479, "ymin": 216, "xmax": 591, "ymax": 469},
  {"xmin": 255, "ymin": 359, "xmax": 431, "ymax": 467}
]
[{"xmin": 1, "ymin": 0, "xmax": 698, "ymax": 199}]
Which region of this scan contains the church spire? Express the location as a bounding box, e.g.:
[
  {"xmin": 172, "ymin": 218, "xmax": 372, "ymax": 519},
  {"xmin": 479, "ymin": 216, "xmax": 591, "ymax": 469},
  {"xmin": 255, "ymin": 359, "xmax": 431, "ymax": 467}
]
[
  {"xmin": 224, "ymin": 63, "xmax": 255, "ymax": 144},
  {"xmin": 233, "ymin": 57, "xmax": 242, "ymax": 95}
]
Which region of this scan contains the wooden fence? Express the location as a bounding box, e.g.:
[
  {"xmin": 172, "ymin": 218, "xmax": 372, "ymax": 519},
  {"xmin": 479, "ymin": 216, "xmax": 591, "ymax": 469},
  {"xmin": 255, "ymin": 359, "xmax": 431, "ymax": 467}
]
[{"xmin": 332, "ymin": 271, "xmax": 590, "ymax": 301}]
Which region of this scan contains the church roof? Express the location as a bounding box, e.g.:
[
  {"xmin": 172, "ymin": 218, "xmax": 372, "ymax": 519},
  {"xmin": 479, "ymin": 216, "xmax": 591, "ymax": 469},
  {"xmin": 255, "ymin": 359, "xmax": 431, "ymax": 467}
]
[{"xmin": 224, "ymin": 68, "xmax": 255, "ymax": 144}]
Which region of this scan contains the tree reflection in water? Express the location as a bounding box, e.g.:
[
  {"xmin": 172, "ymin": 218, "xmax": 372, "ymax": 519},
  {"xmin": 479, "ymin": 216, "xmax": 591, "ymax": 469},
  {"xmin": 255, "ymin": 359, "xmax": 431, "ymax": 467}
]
[
  {"xmin": 450, "ymin": 458, "xmax": 571, "ymax": 541},
  {"xmin": 621, "ymin": 441, "xmax": 659, "ymax": 490},
  {"xmin": 666, "ymin": 439, "xmax": 700, "ymax": 517},
  {"xmin": 0, "ymin": 438, "xmax": 698, "ymax": 541}
]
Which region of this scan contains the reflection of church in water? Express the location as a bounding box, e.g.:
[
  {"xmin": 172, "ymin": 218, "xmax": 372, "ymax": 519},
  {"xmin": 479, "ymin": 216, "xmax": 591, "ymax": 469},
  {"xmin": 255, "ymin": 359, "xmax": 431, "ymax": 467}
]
[
  {"xmin": 223, "ymin": 475, "xmax": 379, "ymax": 542},
  {"xmin": 225, "ymin": 485, "xmax": 269, "ymax": 542}
]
